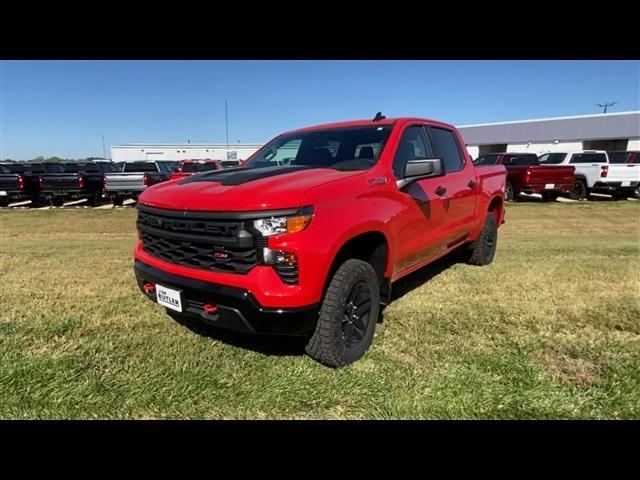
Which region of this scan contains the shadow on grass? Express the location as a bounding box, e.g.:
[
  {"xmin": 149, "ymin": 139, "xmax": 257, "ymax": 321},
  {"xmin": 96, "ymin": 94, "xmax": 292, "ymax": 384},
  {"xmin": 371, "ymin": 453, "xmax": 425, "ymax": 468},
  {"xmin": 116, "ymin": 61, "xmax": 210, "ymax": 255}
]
[
  {"xmin": 389, "ymin": 250, "xmax": 464, "ymax": 304},
  {"xmin": 167, "ymin": 248, "xmax": 466, "ymax": 356},
  {"xmin": 167, "ymin": 311, "xmax": 308, "ymax": 357}
]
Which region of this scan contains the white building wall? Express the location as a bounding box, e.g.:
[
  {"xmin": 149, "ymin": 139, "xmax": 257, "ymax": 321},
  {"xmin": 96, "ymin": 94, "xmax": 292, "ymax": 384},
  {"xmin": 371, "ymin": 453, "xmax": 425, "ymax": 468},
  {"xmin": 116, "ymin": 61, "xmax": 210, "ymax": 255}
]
[
  {"xmin": 627, "ymin": 138, "xmax": 640, "ymax": 150},
  {"xmin": 506, "ymin": 141, "xmax": 584, "ymax": 155},
  {"xmin": 111, "ymin": 145, "xmax": 262, "ymax": 163},
  {"xmin": 465, "ymin": 146, "xmax": 479, "ymax": 159}
]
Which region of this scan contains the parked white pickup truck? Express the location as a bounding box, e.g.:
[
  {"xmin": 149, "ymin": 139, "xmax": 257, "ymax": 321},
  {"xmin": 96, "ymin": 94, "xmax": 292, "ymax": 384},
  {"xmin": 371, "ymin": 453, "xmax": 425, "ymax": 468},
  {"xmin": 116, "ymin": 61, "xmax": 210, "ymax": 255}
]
[{"xmin": 539, "ymin": 150, "xmax": 640, "ymax": 200}]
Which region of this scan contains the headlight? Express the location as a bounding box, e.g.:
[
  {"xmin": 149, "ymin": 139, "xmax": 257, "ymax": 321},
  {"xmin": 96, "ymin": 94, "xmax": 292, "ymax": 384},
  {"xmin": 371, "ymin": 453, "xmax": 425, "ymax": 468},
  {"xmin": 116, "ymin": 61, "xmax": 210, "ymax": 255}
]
[{"xmin": 253, "ymin": 207, "xmax": 313, "ymax": 236}]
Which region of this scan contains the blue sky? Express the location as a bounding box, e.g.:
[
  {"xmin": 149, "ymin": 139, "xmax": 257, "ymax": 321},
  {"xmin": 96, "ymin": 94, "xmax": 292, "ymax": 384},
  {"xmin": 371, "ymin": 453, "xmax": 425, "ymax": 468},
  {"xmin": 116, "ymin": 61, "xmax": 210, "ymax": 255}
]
[{"xmin": 1, "ymin": 60, "xmax": 639, "ymax": 160}]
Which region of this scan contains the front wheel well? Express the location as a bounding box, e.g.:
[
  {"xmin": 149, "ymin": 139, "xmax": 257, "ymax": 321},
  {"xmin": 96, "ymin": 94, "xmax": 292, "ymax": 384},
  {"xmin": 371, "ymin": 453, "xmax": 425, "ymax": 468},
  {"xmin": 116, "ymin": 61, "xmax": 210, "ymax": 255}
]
[
  {"xmin": 488, "ymin": 196, "xmax": 504, "ymax": 224},
  {"xmin": 324, "ymin": 231, "xmax": 390, "ymax": 303}
]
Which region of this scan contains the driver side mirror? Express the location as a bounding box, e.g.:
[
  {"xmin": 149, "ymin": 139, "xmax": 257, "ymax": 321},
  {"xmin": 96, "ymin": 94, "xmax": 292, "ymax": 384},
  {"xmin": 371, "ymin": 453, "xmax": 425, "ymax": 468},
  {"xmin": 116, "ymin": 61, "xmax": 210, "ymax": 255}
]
[{"xmin": 397, "ymin": 158, "xmax": 444, "ymax": 188}]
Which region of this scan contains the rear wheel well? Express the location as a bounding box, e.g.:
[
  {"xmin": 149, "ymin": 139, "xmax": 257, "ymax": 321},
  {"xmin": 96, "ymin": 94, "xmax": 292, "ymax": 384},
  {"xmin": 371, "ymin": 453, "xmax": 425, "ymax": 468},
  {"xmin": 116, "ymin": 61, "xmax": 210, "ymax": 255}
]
[{"xmin": 325, "ymin": 231, "xmax": 390, "ymax": 303}]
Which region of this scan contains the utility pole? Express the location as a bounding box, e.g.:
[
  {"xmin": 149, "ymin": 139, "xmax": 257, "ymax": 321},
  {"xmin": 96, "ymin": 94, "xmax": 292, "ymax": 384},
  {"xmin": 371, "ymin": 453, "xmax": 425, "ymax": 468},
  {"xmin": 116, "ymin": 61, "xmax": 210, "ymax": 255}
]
[
  {"xmin": 596, "ymin": 102, "xmax": 617, "ymax": 114},
  {"xmin": 102, "ymin": 132, "xmax": 106, "ymax": 160},
  {"xmin": 225, "ymin": 99, "xmax": 230, "ymax": 159}
]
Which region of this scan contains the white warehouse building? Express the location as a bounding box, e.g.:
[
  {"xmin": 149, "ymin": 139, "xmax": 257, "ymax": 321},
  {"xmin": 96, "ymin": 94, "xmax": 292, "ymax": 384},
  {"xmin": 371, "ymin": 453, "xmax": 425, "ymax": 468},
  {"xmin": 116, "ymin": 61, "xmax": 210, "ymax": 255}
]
[
  {"xmin": 110, "ymin": 112, "xmax": 639, "ymax": 164},
  {"xmin": 111, "ymin": 143, "xmax": 263, "ymax": 163},
  {"xmin": 458, "ymin": 111, "xmax": 640, "ymax": 159}
]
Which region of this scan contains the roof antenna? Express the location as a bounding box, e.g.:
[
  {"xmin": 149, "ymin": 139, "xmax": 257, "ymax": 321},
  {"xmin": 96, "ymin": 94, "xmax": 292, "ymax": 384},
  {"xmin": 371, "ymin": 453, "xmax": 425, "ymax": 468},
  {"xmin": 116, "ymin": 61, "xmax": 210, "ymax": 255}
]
[{"xmin": 373, "ymin": 111, "xmax": 386, "ymax": 122}]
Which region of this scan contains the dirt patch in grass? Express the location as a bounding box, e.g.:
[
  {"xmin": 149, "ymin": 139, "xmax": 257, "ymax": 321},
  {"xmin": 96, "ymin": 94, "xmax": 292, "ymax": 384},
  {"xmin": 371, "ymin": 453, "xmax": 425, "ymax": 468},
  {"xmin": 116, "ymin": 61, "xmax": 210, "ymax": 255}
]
[{"xmin": 535, "ymin": 349, "xmax": 600, "ymax": 387}]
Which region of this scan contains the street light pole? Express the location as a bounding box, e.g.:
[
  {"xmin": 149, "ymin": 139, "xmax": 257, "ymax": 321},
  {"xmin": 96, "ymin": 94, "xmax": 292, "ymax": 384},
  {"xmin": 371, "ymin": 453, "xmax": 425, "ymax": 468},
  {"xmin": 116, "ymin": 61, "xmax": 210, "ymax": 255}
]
[{"xmin": 596, "ymin": 102, "xmax": 617, "ymax": 114}]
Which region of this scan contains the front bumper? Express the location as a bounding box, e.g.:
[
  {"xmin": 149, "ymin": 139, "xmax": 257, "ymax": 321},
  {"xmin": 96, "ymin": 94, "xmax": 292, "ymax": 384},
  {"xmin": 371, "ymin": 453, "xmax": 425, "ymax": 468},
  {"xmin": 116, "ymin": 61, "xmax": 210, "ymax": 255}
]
[{"xmin": 134, "ymin": 260, "xmax": 318, "ymax": 336}]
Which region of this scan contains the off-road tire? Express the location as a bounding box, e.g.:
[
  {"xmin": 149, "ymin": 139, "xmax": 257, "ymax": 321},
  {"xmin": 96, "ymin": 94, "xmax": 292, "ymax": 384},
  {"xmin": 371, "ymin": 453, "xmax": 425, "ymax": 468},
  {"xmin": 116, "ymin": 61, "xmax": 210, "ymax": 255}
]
[
  {"xmin": 465, "ymin": 212, "xmax": 498, "ymax": 266},
  {"xmin": 305, "ymin": 259, "xmax": 380, "ymax": 368}
]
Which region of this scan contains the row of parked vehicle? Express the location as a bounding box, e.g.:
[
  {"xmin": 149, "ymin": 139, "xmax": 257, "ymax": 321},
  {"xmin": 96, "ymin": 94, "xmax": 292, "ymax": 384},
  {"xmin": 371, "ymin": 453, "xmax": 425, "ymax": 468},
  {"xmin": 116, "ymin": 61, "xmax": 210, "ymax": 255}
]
[
  {"xmin": 1, "ymin": 150, "xmax": 638, "ymax": 209},
  {"xmin": 473, "ymin": 150, "xmax": 640, "ymax": 201},
  {"xmin": 0, "ymin": 159, "xmax": 227, "ymax": 207}
]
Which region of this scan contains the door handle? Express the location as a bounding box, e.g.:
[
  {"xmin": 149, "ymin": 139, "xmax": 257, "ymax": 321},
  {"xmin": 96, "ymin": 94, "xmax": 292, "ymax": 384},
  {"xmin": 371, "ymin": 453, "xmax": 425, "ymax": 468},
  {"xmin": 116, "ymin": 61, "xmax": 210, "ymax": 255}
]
[
  {"xmin": 435, "ymin": 186, "xmax": 447, "ymax": 196},
  {"xmin": 468, "ymin": 180, "xmax": 477, "ymax": 189}
]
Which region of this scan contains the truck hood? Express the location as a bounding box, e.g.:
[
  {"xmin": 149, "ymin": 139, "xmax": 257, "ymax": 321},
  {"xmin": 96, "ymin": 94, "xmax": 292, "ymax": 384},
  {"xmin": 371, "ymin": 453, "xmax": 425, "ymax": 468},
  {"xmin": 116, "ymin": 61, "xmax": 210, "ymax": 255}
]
[{"xmin": 138, "ymin": 166, "xmax": 364, "ymax": 211}]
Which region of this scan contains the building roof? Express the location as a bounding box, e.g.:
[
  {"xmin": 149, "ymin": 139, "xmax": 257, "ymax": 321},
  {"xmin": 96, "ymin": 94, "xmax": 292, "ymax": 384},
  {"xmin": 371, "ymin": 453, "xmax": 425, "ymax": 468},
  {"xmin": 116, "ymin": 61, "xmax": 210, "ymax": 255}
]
[{"xmin": 458, "ymin": 111, "xmax": 640, "ymax": 145}]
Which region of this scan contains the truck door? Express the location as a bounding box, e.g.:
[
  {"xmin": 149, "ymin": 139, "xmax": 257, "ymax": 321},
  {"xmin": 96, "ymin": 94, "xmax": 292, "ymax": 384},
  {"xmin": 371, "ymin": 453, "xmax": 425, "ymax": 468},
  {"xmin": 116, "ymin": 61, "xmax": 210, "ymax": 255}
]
[
  {"xmin": 425, "ymin": 125, "xmax": 477, "ymax": 247},
  {"xmin": 390, "ymin": 125, "xmax": 448, "ymax": 275},
  {"xmin": 569, "ymin": 152, "xmax": 607, "ymax": 187}
]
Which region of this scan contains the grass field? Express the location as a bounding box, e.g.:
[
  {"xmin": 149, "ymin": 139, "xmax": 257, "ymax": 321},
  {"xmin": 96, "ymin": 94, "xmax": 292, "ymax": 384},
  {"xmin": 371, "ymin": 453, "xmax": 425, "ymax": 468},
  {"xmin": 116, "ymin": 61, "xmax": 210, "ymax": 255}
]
[{"xmin": 1, "ymin": 201, "xmax": 639, "ymax": 419}]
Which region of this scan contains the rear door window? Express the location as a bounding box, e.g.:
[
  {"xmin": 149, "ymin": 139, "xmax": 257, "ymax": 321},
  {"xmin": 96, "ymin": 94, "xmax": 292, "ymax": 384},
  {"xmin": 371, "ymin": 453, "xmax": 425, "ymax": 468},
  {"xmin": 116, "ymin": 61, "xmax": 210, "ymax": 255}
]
[
  {"xmin": 609, "ymin": 152, "xmax": 630, "ymax": 164},
  {"xmin": 570, "ymin": 153, "xmax": 607, "ymax": 164}
]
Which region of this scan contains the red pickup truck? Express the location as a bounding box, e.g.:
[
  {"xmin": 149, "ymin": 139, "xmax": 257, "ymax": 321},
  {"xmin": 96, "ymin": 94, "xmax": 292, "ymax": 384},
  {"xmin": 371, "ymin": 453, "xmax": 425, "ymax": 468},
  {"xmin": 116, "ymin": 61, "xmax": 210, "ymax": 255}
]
[
  {"xmin": 474, "ymin": 152, "xmax": 575, "ymax": 201},
  {"xmin": 134, "ymin": 116, "xmax": 506, "ymax": 367},
  {"xmin": 169, "ymin": 159, "xmax": 223, "ymax": 181}
]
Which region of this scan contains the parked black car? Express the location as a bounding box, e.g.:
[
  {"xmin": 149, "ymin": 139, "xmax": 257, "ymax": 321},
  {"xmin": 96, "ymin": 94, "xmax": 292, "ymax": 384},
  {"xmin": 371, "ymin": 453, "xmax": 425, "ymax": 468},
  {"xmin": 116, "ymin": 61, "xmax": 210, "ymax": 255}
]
[
  {"xmin": 39, "ymin": 161, "xmax": 121, "ymax": 206},
  {"xmin": 0, "ymin": 162, "xmax": 65, "ymax": 207}
]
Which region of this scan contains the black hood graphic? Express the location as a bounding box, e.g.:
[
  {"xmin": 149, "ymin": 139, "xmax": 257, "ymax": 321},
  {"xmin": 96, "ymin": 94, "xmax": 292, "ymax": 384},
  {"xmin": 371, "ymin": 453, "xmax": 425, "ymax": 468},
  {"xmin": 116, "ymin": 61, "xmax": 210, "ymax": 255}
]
[{"xmin": 179, "ymin": 166, "xmax": 312, "ymax": 187}]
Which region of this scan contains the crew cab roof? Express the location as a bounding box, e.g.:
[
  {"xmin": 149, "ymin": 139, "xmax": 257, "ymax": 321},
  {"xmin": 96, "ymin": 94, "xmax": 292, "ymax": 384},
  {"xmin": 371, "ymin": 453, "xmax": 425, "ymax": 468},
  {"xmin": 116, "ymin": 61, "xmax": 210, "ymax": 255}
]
[{"xmin": 282, "ymin": 117, "xmax": 458, "ymax": 135}]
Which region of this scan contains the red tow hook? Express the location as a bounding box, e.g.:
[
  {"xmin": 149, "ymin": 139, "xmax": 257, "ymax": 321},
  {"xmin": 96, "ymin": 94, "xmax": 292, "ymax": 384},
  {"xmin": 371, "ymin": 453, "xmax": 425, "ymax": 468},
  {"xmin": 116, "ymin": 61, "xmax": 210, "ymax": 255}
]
[
  {"xmin": 143, "ymin": 283, "xmax": 156, "ymax": 294},
  {"xmin": 203, "ymin": 304, "xmax": 218, "ymax": 315}
]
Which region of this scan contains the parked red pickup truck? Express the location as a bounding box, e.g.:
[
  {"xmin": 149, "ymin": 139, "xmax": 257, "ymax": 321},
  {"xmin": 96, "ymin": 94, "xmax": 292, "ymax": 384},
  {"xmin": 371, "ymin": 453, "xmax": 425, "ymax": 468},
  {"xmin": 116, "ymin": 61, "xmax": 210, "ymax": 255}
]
[
  {"xmin": 474, "ymin": 152, "xmax": 575, "ymax": 201},
  {"xmin": 134, "ymin": 116, "xmax": 506, "ymax": 367},
  {"xmin": 169, "ymin": 159, "xmax": 223, "ymax": 181}
]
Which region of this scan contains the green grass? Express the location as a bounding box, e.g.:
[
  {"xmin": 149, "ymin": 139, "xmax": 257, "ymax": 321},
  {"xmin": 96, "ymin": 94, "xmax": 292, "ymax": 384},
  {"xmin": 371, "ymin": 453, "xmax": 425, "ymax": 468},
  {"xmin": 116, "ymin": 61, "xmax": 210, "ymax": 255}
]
[{"xmin": 1, "ymin": 201, "xmax": 639, "ymax": 419}]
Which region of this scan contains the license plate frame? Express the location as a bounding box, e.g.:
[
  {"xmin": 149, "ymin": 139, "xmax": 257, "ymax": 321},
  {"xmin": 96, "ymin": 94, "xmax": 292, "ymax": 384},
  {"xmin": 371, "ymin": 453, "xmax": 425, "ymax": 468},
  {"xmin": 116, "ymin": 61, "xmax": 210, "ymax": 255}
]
[{"xmin": 155, "ymin": 284, "xmax": 183, "ymax": 312}]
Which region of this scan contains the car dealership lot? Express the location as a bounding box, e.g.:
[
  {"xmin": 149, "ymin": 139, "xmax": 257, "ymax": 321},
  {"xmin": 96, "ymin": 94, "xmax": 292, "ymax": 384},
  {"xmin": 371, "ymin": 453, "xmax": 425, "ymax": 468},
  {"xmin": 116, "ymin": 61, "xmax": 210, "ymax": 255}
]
[{"xmin": 0, "ymin": 202, "xmax": 638, "ymax": 419}]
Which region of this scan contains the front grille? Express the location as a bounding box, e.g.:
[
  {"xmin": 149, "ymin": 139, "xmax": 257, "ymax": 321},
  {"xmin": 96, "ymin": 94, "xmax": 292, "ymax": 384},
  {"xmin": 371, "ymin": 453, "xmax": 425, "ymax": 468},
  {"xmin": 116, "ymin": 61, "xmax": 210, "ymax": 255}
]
[{"xmin": 137, "ymin": 207, "xmax": 257, "ymax": 274}]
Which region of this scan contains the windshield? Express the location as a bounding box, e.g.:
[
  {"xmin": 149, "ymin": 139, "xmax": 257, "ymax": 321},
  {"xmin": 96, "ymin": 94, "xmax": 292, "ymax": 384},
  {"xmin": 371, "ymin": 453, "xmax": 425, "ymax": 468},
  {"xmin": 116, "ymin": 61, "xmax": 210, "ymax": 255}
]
[
  {"xmin": 244, "ymin": 126, "xmax": 393, "ymax": 171},
  {"xmin": 539, "ymin": 153, "xmax": 566, "ymax": 164},
  {"xmin": 609, "ymin": 152, "xmax": 630, "ymax": 164},
  {"xmin": 182, "ymin": 162, "xmax": 220, "ymax": 173}
]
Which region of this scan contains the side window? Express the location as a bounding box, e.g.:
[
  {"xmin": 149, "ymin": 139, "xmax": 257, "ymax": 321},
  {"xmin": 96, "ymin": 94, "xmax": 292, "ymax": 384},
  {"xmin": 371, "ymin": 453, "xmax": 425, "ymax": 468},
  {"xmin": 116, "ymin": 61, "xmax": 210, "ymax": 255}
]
[
  {"xmin": 570, "ymin": 153, "xmax": 607, "ymax": 164},
  {"xmin": 428, "ymin": 127, "xmax": 464, "ymax": 173},
  {"xmin": 393, "ymin": 126, "xmax": 431, "ymax": 179}
]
